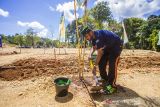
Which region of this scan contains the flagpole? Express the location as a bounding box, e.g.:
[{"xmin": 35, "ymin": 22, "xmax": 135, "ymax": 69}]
[
  {"xmin": 82, "ymin": 0, "xmax": 88, "ymax": 77},
  {"xmin": 59, "ymin": 13, "xmax": 61, "ymax": 55},
  {"xmin": 74, "ymin": 0, "xmax": 81, "ymax": 78},
  {"xmin": 82, "ymin": 0, "xmax": 87, "ymax": 53},
  {"xmin": 59, "ymin": 33, "xmax": 60, "ymax": 55},
  {"xmin": 74, "ymin": 0, "xmax": 80, "ymax": 58}
]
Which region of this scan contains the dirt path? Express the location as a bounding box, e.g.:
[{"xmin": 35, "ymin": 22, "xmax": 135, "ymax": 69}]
[{"xmin": 0, "ymin": 48, "xmax": 160, "ymax": 107}]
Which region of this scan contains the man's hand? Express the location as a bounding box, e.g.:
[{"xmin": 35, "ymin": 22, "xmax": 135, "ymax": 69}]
[
  {"xmin": 88, "ymin": 55, "xmax": 92, "ymax": 61},
  {"xmin": 89, "ymin": 46, "xmax": 96, "ymax": 61},
  {"xmin": 92, "ymin": 65, "xmax": 96, "ymax": 75},
  {"xmin": 92, "ymin": 66, "xmax": 100, "ymax": 86}
]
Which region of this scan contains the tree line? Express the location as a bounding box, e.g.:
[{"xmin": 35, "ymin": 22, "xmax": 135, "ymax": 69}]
[
  {"xmin": 65, "ymin": 1, "xmax": 160, "ymax": 51},
  {"xmin": 1, "ymin": 1, "xmax": 160, "ymax": 51},
  {"xmin": 1, "ymin": 28, "xmax": 59, "ymax": 48}
]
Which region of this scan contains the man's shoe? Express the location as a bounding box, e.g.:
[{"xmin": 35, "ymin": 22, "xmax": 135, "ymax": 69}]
[{"xmin": 104, "ymin": 85, "xmax": 117, "ymax": 94}]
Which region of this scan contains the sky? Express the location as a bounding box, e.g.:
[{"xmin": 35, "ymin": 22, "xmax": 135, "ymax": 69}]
[{"xmin": 0, "ymin": 0, "xmax": 160, "ymax": 39}]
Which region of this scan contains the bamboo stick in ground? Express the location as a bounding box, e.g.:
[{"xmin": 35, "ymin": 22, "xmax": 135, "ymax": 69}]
[{"xmin": 54, "ymin": 48, "xmax": 56, "ymax": 60}]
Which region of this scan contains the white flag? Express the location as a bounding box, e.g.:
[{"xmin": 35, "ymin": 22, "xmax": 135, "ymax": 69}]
[
  {"xmin": 122, "ymin": 21, "xmax": 129, "ymax": 44},
  {"xmin": 77, "ymin": 0, "xmax": 83, "ymax": 7},
  {"xmin": 59, "ymin": 12, "xmax": 65, "ymax": 37}
]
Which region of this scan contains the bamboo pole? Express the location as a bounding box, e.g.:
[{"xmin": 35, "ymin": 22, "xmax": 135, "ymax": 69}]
[
  {"xmin": 54, "ymin": 48, "xmax": 56, "ymax": 60},
  {"xmin": 82, "ymin": 0, "xmax": 88, "ymax": 77},
  {"xmin": 74, "ymin": 0, "xmax": 82, "ymax": 78},
  {"xmin": 44, "ymin": 43, "xmax": 45, "ymax": 54},
  {"xmin": 19, "ymin": 43, "xmax": 21, "ymax": 54},
  {"xmin": 59, "ymin": 33, "xmax": 61, "ymax": 55}
]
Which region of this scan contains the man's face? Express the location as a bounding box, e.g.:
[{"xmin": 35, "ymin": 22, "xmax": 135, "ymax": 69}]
[{"xmin": 85, "ymin": 31, "xmax": 93, "ymax": 41}]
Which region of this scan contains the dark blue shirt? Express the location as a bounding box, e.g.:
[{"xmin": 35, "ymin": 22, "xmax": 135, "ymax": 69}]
[{"xmin": 91, "ymin": 30, "xmax": 123, "ymax": 53}]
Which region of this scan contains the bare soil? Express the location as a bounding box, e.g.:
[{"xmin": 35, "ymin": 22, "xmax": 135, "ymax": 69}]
[
  {"xmin": 0, "ymin": 58, "xmax": 79, "ymax": 81},
  {"xmin": 0, "ymin": 48, "xmax": 160, "ymax": 107}
]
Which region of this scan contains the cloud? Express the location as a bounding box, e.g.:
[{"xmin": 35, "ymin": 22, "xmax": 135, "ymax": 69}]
[
  {"xmin": 37, "ymin": 28, "xmax": 49, "ymax": 38},
  {"xmin": 56, "ymin": 1, "xmax": 75, "ymax": 12},
  {"xmin": 56, "ymin": 1, "xmax": 80, "ymax": 22},
  {"xmin": 49, "ymin": 6, "xmax": 55, "ymax": 11},
  {"xmin": 65, "ymin": 10, "xmax": 79, "ymax": 22},
  {"xmin": 94, "ymin": 0, "xmax": 160, "ymax": 20},
  {"xmin": 17, "ymin": 21, "xmax": 45, "ymax": 29},
  {"xmin": 17, "ymin": 21, "xmax": 48, "ymax": 37},
  {"xmin": 0, "ymin": 8, "xmax": 9, "ymax": 17}
]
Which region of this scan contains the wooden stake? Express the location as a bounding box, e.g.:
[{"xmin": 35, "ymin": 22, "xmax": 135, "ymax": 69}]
[{"xmin": 54, "ymin": 48, "xmax": 56, "ymax": 60}]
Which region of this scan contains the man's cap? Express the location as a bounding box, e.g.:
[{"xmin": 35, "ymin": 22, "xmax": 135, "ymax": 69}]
[{"xmin": 81, "ymin": 26, "xmax": 91, "ymax": 37}]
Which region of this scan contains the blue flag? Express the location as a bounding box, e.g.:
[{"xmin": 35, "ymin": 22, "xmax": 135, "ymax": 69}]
[{"xmin": 0, "ymin": 35, "xmax": 2, "ymax": 47}]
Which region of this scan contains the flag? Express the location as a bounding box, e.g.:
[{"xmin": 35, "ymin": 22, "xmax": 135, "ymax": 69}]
[
  {"xmin": 82, "ymin": 0, "xmax": 88, "ymax": 6},
  {"xmin": 122, "ymin": 21, "xmax": 129, "ymax": 44},
  {"xmin": 76, "ymin": 0, "xmax": 87, "ymax": 7},
  {"xmin": 77, "ymin": 0, "xmax": 83, "ymax": 7},
  {"xmin": 157, "ymin": 31, "xmax": 160, "ymax": 45},
  {"xmin": 59, "ymin": 12, "xmax": 65, "ymax": 37},
  {"xmin": 0, "ymin": 35, "xmax": 2, "ymax": 47}
]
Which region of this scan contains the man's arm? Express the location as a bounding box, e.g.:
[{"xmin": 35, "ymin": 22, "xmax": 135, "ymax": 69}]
[
  {"xmin": 88, "ymin": 46, "xmax": 96, "ymax": 59},
  {"xmin": 92, "ymin": 48, "xmax": 103, "ymax": 86},
  {"xmin": 95, "ymin": 48, "xmax": 103, "ymax": 66}
]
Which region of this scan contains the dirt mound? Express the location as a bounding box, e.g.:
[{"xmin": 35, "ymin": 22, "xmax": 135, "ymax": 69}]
[
  {"xmin": 119, "ymin": 56, "xmax": 160, "ymax": 70},
  {"xmin": 0, "ymin": 56, "xmax": 160, "ymax": 81},
  {"xmin": 0, "ymin": 51, "xmax": 18, "ymax": 56},
  {"xmin": 0, "ymin": 58, "xmax": 79, "ymax": 81}
]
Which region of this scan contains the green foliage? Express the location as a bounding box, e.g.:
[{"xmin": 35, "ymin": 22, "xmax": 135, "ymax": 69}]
[
  {"xmin": 44, "ymin": 38, "xmax": 52, "ymax": 47},
  {"xmin": 34, "ymin": 36, "xmax": 41, "ymax": 46},
  {"xmin": 14, "ymin": 33, "xmax": 24, "ymax": 46},
  {"xmin": 139, "ymin": 15, "xmax": 160, "ymax": 50},
  {"xmin": 149, "ymin": 29, "xmax": 158, "ymax": 50},
  {"xmin": 65, "ymin": 1, "xmax": 112, "ymax": 47},
  {"xmin": 108, "ymin": 20, "xmax": 122, "ymax": 36},
  {"xmin": 1, "ymin": 28, "xmax": 56, "ymax": 48},
  {"xmin": 64, "ymin": 3, "xmax": 160, "ymax": 51},
  {"xmin": 25, "ymin": 28, "xmax": 37, "ymax": 47},
  {"xmin": 52, "ymin": 40, "xmax": 60, "ymax": 48},
  {"xmin": 90, "ymin": 1, "xmax": 112, "ymax": 29},
  {"xmin": 82, "ymin": 11, "xmax": 96, "ymax": 29},
  {"xmin": 123, "ymin": 18, "xmax": 145, "ymax": 48},
  {"xmin": 1, "ymin": 34, "xmax": 8, "ymax": 43},
  {"xmin": 122, "ymin": 16, "xmax": 160, "ymax": 51},
  {"xmin": 1, "ymin": 2, "xmax": 160, "ymax": 52},
  {"xmin": 147, "ymin": 15, "xmax": 160, "ymax": 33}
]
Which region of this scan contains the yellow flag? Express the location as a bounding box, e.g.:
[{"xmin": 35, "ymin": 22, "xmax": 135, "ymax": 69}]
[{"xmin": 59, "ymin": 12, "xmax": 65, "ymax": 37}]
